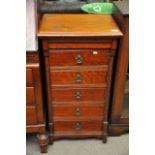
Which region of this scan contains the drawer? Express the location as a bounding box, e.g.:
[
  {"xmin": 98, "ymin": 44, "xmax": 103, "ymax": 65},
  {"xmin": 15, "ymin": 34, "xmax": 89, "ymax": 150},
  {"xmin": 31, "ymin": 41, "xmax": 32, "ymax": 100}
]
[
  {"xmin": 53, "ymin": 120, "xmax": 103, "ymax": 132},
  {"xmin": 52, "ymin": 105, "xmax": 104, "ymax": 119},
  {"xmin": 47, "ymin": 38, "xmax": 112, "ymax": 49},
  {"xmin": 26, "ymin": 69, "xmax": 33, "ymax": 84},
  {"xmin": 26, "ymin": 106, "xmax": 37, "ymax": 125},
  {"xmin": 26, "ymin": 87, "xmax": 35, "ymax": 106},
  {"xmin": 49, "ymin": 49, "xmax": 110, "ymax": 66},
  {"xmin": 50, "ymin": 66, "xmax": 108, "ymax": 87},
  {"xmin": 51, "ymin": 88, "xmax": 106, "ymax": 102}
]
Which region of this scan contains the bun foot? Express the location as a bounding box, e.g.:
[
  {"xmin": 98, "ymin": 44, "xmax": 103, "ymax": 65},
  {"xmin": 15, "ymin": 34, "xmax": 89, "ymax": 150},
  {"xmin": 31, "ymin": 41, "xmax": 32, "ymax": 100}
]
[
  {"xmin": 40, "ymin": 145, "xmax": 48, "ymax": 153},
  {"xmin": 37, "ymin": 134, "xmax": 49, "ymax": 153}
]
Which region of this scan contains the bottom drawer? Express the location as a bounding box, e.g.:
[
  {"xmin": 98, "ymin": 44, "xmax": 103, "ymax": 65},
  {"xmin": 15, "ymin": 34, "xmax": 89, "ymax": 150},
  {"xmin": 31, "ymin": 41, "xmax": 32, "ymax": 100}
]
[
  {"xmin": 53, "ymin": 120, "xmax": 103, "ymax": 138},
  {"xmin": 53, "ymin": 120, "xmax": 103, "ymax": 132}
]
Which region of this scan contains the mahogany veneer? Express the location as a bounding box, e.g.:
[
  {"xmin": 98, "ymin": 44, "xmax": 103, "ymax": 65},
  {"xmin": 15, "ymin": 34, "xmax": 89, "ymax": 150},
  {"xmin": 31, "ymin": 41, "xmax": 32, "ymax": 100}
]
[
  {"xmin": 38, "ymin": 14, "xmax": 122, "ymax": 144},
  {"xmin": 51, "ymin": 88, "xmax": 106, "ymax": 102}
]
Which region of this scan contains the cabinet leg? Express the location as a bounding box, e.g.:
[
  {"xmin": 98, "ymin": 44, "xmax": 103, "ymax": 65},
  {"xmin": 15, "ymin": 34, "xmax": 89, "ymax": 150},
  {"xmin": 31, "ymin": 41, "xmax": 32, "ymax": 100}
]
[
  {"xmin": 40, "ymin": 145, "xmax": 48, "ymax": 153},
  {"xmin": 37, "ymin": 134, "xmax": 49, "ymax": 153},
  {"xmin": 102, "ymin": 136, "xmax": 107, "ymax": 143},
  {"xmin": 102, "ymin": 121, "xmax": 108, "ymax": 143}
]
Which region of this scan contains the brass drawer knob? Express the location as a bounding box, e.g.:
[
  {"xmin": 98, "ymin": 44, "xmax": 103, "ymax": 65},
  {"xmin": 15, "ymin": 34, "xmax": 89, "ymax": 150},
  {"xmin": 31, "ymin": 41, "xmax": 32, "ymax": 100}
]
[
  {"xmin": 74, "ymin": 92, "xmax": 81, "ymax": 99},
  {"xmin": 75, "ymin": 123, "xmax": 81, "ymax": 130},
  {"xmin": 75, "ymin": 74, "xmax": 83, "ymax": 83},
  {"xmin": 75, "ymin": 108, "xmax": 81, "ymax": 116},
  {"xmin": 75, "ymin": 55, "xmax": 83, "ymax": 64}
]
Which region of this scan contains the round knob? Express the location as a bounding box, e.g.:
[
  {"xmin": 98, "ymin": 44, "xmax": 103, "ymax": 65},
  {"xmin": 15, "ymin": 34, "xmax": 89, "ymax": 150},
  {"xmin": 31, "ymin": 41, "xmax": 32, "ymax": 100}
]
[
  {"xmin": 74, "ymin": 92, "xmax": 81, "ymax": 99},
  {"xmin": 75, "ymin": 74, "xmax": 83, "ymax": 83},
  {"xmin": 75, "ymin": 55, "xmax": 83, "ymax": 64},
  {"xmin": 75, "ymin": 123, "xmax": 81, "ymax": 130},
  {"xmin": 75, "ymin": 108, "xmax": 81, "ymax": 116}
]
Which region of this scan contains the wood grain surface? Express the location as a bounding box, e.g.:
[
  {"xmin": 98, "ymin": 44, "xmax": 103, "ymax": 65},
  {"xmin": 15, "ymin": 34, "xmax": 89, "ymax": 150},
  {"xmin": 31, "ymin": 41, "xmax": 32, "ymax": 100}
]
[
  {"xmin": 51, "ymin": 88, "xmax": 106, "ymax": 102},
  {"xmin": 38, "ymin": 14, "xmax": 123, "ymax": 37},
  {"xmin": 50, "ymin": 66, "xmax": 108, "ymax": 87},
  {"xmin": 49, "ymin": 49, "xmax": 110, "ymax": 66}
]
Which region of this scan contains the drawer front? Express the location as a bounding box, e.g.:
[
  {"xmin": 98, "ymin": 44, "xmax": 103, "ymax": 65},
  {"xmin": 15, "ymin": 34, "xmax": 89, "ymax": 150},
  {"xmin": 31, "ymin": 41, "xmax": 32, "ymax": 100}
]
[
  {"xmin": 51, "ymin": 88, "xmax": 106, "ymax": 102},
  {"xmin": 26, "ymin": 69, "xmax": 33, "ymax": 84},
  {"xmin": 47, "ymin": 40, "xmax": 112, "ymax": 49},
  {"xmin": 26, "ymin": 87, "xmax": 35, "ymax": 106},
  {"xmin": 50, "ymin": 68, "xmax": 108, "ymax": 87},
  {"xmin": 53, "ymin": 105, "xmax": 104, "ymax": 119},
  {"xmin": 53, "ymin": 120, "xmax": 103, "ymax": 132},
  {"xmin": 26, "ymin": 107, "xmax": 37, "ymax": 125},
  {"xmin": 49, "ymin": 49, "xmax": 110, "ymax": 66}
]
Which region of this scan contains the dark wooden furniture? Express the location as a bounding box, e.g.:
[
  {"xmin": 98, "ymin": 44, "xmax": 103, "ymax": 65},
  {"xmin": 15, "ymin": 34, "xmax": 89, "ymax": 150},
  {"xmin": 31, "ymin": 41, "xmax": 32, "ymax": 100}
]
[
  {"xmin": 26, "ymin": 0, "xmax": 48, "ymax": 153},
  {"xmin": 38, "ymin": 14, "xmax": 122, "ymax": 143},
  {"xmin": 109, "ymin": 0, "xmax": 129, "ymax": 135},
  {"xmin": 26, "ymin": 52, "xmax": 48, "ymax": 153}
]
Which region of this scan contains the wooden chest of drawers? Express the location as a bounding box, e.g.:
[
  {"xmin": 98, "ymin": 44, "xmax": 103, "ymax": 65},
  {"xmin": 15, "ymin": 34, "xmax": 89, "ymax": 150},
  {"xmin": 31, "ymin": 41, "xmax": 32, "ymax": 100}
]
[
  {"xmin": 26, "ymin": 52, "xmax": 48, "ymax": 152},
  {"xmin": 38, "ymin": 14, "xmax": 122, "ymax": 143},
  {"xmin": 26, "ymin": 52, "xmax": 44, "ymax": 131}
]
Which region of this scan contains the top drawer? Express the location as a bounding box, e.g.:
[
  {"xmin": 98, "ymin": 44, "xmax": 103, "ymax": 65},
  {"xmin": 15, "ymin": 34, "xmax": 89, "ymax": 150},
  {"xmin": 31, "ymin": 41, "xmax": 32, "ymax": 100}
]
[{"xmin": 49, "ymin": 49, "xmax": 110, "ymax": 66}]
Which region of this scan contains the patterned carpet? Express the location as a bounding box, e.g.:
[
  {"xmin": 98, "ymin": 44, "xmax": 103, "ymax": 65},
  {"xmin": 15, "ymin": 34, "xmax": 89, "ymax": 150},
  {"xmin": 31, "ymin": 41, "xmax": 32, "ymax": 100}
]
[{"xmin": 27, "ymin": 134, "xmax": 129, "ymax": 155}]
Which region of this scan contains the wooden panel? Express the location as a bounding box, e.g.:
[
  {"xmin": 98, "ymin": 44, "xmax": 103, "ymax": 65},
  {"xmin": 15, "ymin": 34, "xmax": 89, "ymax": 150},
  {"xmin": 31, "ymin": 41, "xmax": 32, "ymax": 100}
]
[
  {"xmin": 52, "ymin": 105, "xmax": 104, "ymax": 119},
  {"xmin": 26, "ymin": 61, "xmax": 45, "ymax": 134},
  {"xmin": 48, "ymin": 42, "xmax": 112, "ymax": 49},
  {"xmin": 109, "ymin": 0, "xmax": 129, "ymax": 135},
  {"xmin": 49, "ymin": 49, "xmax": 110, "ymax": 66},
  {"xmin": 26, "ymin": 124, "xmax": 46, "ymax": 133},
  {"xmin": 50, "ymin": 66, "xmax": 108, "ymax": 87},
  {"xmin": 51, "ymin": 88, "xmax": 106, "ymax": 102},
  {"xmin": 38, "ymin": 14, "xmax": 122, "ymax": 37},
  {"xmin": 111, "ymin": 17, "xmax": 129, "ymax": 123},
  {"xmin": 26, "ymin": 69, "xmax": 33, "ymax": 84},
  {"xmin": 53, "ymin": 120, "xmax": 103, "ymax": 132},
  {"xmin": 26, "ymin": 87, "xmax": 35, "ymax": 106},
  {"xmin": 53, "ymin": 131, "xmax": 103, "ymax": 138},
  {"xmin": 26, "ymin": 107, "xmax": 37, "ymax": 125},
  {"xmin": 108, "ymin": 124, "xmax": 129, "ymax": 136},
  {"xmin": 26, "ymin": 52, "xmax": 39, "ymax": 63}
]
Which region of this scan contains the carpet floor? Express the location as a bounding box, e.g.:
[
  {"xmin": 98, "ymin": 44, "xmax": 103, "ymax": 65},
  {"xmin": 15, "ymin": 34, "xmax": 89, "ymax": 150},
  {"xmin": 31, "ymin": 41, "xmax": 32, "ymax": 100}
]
[{"xmin": 27, "ymin": 134, "xmax": 129, "ymax": 155}]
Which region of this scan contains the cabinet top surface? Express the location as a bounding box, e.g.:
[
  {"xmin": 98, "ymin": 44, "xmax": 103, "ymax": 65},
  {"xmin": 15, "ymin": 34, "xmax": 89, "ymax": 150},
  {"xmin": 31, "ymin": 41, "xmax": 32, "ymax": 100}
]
[{"xmin": 38, "ymin": 14, "xmax": 122, "ymax": 37}]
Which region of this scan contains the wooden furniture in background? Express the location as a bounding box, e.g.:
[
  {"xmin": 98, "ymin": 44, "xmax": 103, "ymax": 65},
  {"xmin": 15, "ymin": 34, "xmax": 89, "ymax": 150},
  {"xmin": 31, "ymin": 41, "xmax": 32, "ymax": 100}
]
[
  {"xmin": 38, "ymin": 14, "xmax": 122, "ymax": 143},
  {"xmin": 26, "ymin": 0, "xmax": 48, "ymax": 153},
  {"xmin": 26, "ymin": 52, "xmax": 48, "ymax": 153},
  {"xmin": 109, "ymin": 0, "xmax": 129, "ymax": 135}
]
